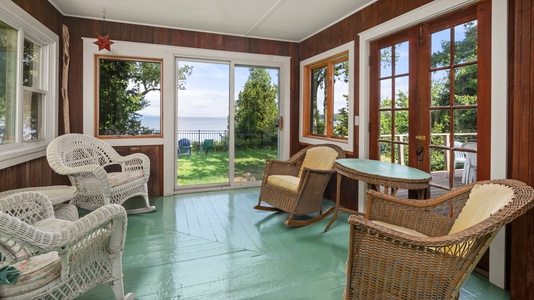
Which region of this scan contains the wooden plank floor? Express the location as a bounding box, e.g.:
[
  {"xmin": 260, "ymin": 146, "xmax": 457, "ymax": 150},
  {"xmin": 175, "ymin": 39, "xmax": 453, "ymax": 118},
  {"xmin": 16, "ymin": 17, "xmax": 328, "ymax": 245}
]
[{"xmin": 77, "ymin": 188, "xmax": 509, "ymax": 300}]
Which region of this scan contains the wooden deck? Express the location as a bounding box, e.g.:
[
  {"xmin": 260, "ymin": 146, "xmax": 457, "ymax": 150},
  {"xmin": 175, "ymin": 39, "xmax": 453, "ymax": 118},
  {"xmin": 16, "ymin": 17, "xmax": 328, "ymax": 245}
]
[{"xmin": 77, "ymin": 187, "xmax": 508, "ymax": 299}]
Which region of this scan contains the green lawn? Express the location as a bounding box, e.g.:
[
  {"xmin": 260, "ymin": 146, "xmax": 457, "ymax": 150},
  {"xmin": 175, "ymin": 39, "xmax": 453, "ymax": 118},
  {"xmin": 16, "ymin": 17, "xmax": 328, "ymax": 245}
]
[{"xmin": 177, "ymin": 148, "xmax": 277, "ymax": 186}]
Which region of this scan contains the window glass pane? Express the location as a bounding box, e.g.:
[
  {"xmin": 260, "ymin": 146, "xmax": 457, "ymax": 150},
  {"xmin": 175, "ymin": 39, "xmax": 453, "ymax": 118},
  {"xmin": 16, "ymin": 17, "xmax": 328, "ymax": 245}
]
[
  {"xmin": 454, "ymin": 65, "xmax": 478, "ymax": 106},
  {"xmin": 380, "ymin": 79, "xmax": 392, "ymax": 109},
  {"xmin": 394, "ymin": 76, "xmax": 409, "ymax": 108},
  {"xmin": 431, "ymin": 28, "xmax": 451, "ymax": 68},
  {"xmin": 380, "ymin": 47, "xmax": 392, "ymax": 78},
  {"xmin": 394, "ymin": 41, "xmax": 409, "ymax": 75},
  {"xmin": 430, "ymin": 148, "xmax": 446, "ymax": 172},
  {"xmin": 0, "ymin": 21, "xmax": 18, "ymax": 145},
  {"xmin": 454, "ymin": 21, "xmax": 477, "ymax": 64},
  {"xmin": 454, "ymin": 108, "xmax": 477, "ymax": 142},
  {"xmin": 379, "ymin": 142, "xmax": 391, "ymax": 163},
  {"xmin": 310, "ymin": 66, "xmax": 327, "ymax": 135},
  {"xmin": 333, "ymin": 61, "xmax": 348, "ymax": 137},
  {"xmin": 431, "ymin": 70, "xmax": 450, "ymax": 107},
  {"xmin": 23, "ymin": 39, "xmax": 41, "ymax": 88},
  {"xmin": 394, "ymin": 110, "xmax": 409, "ymax": 141},
  {"xmin": 98, "ymin": 57, "xmax": 162, "ymax": 136},
  {"xmin": 430, "ymin": 110, "xmax": 450, "ymax": 146},
  {"xmin": 23, "ymin": 91, "xmax": 43, "ymax": 141},
  {"xmin": 394, "ymin": 143, "xmax": 409, "ymax": 165},
  {"xmin": 380, "ymin": 111, "xmax": 392, "ymax": 141}
]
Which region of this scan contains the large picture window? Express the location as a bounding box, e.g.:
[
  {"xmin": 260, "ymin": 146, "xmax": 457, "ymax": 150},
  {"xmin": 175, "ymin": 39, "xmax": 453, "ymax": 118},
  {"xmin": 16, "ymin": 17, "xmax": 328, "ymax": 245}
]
[
  {"xmin": 0, "ymin": 1, "xmax": 58, "ymax": 169},
  {"xmin": 96, "ymin": 56, "xmax": 163, "ymax": 138}
]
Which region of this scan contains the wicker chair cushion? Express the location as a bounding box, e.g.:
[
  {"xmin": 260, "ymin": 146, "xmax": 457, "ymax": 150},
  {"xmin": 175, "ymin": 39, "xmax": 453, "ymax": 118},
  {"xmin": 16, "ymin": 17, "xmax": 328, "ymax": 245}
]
[
  {"xmin": 108, "ymin": 170, "xmax": 144, "ymax": 187},
  {"xmin": 0, "ymin": 218, "xmax": 72, "ymax": 263},
  {"xmin": 34, "ymin": 218, "xmax": 73, "ymax": 232},
  {"xmin": 0, "ymin": 251, "xmax": 60, "ymax": 297},
  {"xmin": 372, "ymin": 220, "xmax": 428, "ymax": 238},
  {"xmin": 448, "ymin": 183, "xmax": 514, "ymax": 235},
  {"xmin": 297, "ymin": 147, "xmax": 338, "ymax": 178},
  {"xmin": 267, "ymin": 175, "xmax": 300, "ymax": 193}
]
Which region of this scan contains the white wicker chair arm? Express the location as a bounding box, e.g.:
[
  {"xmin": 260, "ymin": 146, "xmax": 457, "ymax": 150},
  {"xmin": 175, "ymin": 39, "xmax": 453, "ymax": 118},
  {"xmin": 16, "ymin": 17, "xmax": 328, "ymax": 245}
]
[
  {"xmin": 0, "ymin": 204, "xmax": 127, "ymax": 251},
  {"xmin": 0, "ymin": 192, "xmax": 55, "ymax": 225},
  {"xmin": 114, "ymin": 152, "xmax": 150, "ymax": 177}
]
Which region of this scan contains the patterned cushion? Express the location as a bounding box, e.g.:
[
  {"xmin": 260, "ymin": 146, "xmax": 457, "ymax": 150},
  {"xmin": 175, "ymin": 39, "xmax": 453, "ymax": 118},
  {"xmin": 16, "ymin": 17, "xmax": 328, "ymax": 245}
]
[
  {"xmin": 267, "ymin": 175, "xmax": 301, "ymax": 193},
  {"xmin": 0, "ymin": 251, "xmax": 60, "ymax": 297},
  {"xmin": 108, "ymin": 170, "xmax": 144, "ymax": 187},
  {"xmin": 298, "ymin": 147, "xmax": 338, "ymax": 178}
]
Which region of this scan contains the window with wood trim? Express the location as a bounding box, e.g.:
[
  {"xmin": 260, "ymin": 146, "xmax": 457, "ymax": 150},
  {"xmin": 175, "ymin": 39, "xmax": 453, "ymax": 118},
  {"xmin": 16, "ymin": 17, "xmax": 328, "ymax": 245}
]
[
  {"xmin": 303, "ymin": 52, "xmax": 349, "ymax": 139},
  {"xmin": 96, "ymin": 55, "xmax": 163, "ymax": 138}
]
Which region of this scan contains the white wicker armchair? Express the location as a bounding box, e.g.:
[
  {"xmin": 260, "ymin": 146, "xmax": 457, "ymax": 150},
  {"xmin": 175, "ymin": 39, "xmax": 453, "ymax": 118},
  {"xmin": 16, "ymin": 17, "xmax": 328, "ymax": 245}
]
[
  {"xmin": 46, "ymin": 133, "xmax": 156, "ymax": 214},
  {"xmin": 0, "ymin": 191, "xmax": 133, "ymax": 299}
]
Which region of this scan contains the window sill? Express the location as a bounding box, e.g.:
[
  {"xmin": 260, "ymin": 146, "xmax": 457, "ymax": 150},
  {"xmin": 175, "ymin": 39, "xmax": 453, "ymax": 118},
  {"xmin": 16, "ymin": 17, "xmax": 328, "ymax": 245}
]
[{"xmin": 0, "ymin": 142, "xmax": 48, "ymax": 169}]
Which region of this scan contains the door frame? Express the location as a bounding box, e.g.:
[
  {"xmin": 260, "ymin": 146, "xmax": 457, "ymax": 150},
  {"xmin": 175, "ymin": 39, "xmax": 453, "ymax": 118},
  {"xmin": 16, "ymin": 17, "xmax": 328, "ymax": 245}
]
[{"xmin": 358, "ymin": 0, "xmax": 508, "ymax": 288}]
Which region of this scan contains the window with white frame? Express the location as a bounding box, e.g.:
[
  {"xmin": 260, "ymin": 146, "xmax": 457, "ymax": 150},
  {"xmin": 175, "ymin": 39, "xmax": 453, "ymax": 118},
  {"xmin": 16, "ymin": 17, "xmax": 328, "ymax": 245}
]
[
  {"xmin": 300, "ymin": 41, "xmax": 354, "ymax": 152},
  {"xmin": 0, "ymin": 2, "xmax": 58, "ymax": 168}
]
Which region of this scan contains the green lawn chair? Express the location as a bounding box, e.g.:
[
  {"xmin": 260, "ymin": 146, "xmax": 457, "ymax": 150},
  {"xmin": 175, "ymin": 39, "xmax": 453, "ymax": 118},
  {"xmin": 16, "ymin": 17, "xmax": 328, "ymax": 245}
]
[{"xmin": 199, "ymin": 139, "xmax": 214, "ymax": 156}]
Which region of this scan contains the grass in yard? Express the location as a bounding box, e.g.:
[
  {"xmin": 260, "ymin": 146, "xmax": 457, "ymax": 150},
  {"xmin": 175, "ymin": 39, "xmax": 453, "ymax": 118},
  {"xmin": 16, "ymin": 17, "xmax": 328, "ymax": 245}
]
[{"xmin": 177, "ymin": 148, "xmax": 277, "ymax": 186}]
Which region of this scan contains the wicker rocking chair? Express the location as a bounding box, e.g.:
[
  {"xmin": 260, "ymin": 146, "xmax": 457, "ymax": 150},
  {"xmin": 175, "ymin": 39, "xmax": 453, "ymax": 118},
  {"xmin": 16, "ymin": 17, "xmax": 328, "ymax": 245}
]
[
  {"xmin": 46, "ymin": 133, "xmax": 156, "ymax": 214},
  {"xmin": 0, "ymin": 191, "xmax": 133, "ymax": 299},
  {"xmin": 254, "ymin": 144, "xmax": 345, "ymax": 226},
  {"xmin": 344, "ymin": 179, "xmax": 534, "ymax": 300}
]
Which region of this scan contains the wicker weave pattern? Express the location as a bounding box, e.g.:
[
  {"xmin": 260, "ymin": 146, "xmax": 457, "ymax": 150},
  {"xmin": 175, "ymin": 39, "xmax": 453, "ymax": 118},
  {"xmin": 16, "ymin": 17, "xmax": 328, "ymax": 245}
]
[
  {"xmin": 0, "ymin": 192, "xmax": 132, "ymax": 299},
  {"xmin": 46, "ymin": 134, "xmax": 154, "ymax": 213},
  {"xmin": 255, "ymin": 144, "xmax": 345, "ymax": 226},
  {"xmin": 344, "ymin": 179, "xmax": 534, "ymax": 300}
]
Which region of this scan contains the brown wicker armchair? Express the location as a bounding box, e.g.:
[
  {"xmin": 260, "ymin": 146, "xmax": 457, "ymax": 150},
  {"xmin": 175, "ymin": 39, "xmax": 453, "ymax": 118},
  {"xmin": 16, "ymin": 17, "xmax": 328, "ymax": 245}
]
[
  {"xmin": 344, "ymin": 179, "xmax": 534, "ymax": 300},
  {"xmin": 254, "ymin": 144, "xmax": 345, "ymax": 226}
]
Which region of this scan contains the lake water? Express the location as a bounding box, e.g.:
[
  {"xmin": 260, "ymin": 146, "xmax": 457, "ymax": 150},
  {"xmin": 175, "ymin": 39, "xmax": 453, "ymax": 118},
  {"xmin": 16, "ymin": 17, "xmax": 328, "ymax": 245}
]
[{"xmin": 141, "ymin": 115, "xmax": 228, "ymax": 131}]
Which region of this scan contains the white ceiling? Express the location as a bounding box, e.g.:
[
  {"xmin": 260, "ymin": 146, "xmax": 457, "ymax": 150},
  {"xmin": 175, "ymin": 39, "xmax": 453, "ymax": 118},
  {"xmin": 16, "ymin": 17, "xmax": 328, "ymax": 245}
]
[{"xmin": 47, "ymin": 0, "xmax": 376, "ymax": 42}]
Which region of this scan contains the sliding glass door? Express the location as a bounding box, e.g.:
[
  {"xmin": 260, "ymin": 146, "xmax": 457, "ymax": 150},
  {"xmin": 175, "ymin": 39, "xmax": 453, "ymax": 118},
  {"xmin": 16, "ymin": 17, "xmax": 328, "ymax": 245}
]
[{"xmin": 176, "ymin": 59, "xmax": 280, "ymax": 189}]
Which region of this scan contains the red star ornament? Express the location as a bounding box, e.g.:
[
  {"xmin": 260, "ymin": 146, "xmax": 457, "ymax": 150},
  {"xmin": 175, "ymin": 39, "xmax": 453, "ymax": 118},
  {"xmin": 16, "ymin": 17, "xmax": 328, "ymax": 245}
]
[{"xmin": 94, "ymin": 34, "xmax": 114, "ymax": 51}]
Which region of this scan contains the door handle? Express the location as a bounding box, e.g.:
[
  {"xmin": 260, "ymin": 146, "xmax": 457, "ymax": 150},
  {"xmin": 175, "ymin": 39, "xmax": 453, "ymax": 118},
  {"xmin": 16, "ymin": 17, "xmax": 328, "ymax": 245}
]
[{"xmin": 416, "ymin": 146, "xmax": 424, "ymax": 161}]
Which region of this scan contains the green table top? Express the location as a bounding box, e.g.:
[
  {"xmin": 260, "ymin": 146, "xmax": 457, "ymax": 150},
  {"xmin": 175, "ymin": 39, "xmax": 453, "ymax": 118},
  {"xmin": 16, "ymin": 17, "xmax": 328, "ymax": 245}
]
[{"xmin": 335, "ymin": 158, "xmax": 431, "ymax": 181}]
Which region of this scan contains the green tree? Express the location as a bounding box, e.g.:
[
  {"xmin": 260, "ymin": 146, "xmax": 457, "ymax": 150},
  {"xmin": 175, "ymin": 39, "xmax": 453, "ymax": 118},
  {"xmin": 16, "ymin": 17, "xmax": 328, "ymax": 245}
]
[
  {"xmin": 235, "ymin": 68, "xmax": 278, "ymax": 148},
  {"xmin": 430, "ymin": 21, "xmax": 478, "ymax": 142},
  {"xmin": 99, "ymin": 60, "xmax": 161, "ymax": 135}
]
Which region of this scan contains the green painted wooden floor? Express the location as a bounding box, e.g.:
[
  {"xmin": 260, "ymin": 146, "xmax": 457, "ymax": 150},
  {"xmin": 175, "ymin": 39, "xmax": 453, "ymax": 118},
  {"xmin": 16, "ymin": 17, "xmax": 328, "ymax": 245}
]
[{"xmin": 77, "ymin": 188, "xmax": 510, "ymax": 300}]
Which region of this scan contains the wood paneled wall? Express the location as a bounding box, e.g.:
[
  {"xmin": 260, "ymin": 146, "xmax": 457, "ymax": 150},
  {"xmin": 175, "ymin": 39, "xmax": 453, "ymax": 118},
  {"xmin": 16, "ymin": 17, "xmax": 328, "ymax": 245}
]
[{"xmin": 508, "ymin": 0, "xmax": 534, "ymax": 297}]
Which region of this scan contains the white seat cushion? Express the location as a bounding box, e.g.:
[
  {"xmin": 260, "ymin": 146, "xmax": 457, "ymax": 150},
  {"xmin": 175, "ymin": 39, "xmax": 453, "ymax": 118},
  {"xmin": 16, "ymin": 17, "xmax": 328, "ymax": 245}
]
[
  {"xmin": 0, "ymin": 251, "xmax": 60, "ymax": 297},
  {"xmin": 298, "ymin": 147, "xmax": 338, "ymax": 178},
  {"xmin": 107, "ymin": 170, "xmax": 144, "ymax": 187},
  {"xmin": 33, "ymin": 218, "xmax": 73, "ymax": 232},
  {"xmin": 267, "ymin": 175, "xmax": 301, "ymax": 193}
]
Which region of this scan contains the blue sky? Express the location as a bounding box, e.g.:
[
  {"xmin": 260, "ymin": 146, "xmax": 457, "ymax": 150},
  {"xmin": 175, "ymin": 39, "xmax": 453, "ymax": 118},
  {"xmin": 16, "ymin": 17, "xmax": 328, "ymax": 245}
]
[{"xmin": 176, "ymin": 61, "xmax": 280, "ymax": 119}]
